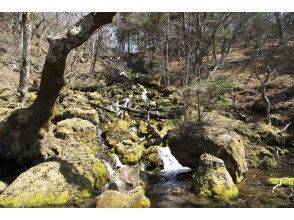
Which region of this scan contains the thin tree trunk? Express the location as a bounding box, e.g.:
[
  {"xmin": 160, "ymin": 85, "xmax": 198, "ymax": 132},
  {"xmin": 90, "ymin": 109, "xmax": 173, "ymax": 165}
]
[
  {"xmin": 0, "ymin": 13, "xmax": 116, "ymax": 163},
  {"xmin": 17, "ymin": 12, "xmax": 32, "ymax": 106},
  {"xmin": 164, "ymin": 13, "xmax": 170, "ymax": 87},
  {"xmin": 261, "ymin": 83, "xmax": 271, "ymax": 125},
  {"xmin": 274, "ymin": 12, "xmax": 285, "ymax": 46}
]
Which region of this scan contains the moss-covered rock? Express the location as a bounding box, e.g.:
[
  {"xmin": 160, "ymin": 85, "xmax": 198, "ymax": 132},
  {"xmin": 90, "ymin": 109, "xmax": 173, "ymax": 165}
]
[
  {"xmin": 255, "ymin": 124, "xmax": 284, "ymax": 146},
  {"xmin": 193, "ymin": 154, "xmax": 238, "ymax": 201},
  {"xmin": 54, "ymin": 118, "xmax": 96, "ymax": 144},
  {"xmin": 116, "ymin": 140, "xmax": 145, "ymax": 165},
  {"xmin": 0, "ymin": 181, "xmax": 7, "ymax": 194},
  {"xmin": 52, "ymin": 108, "xmax": 99, "ymax": 125},
  {"xmin": 105, "ymin": 118, "xmax": 138, "ymax": 147},
  {"xmin": 169, "ymin": 123, "xmax": 248, "ymax": 183},
  {"xmin": 96, "ymin": 186, "xmax": 150, "ymax": 208},
  {"xmin": 267, "ymin": 177, "xmax": 294, "ymax": 186},
  {"xmin": 93, "ymin": 159, "xmax": 109, "ymax": 190},
  {"xmin": 247, "ymin": 146, "xmax": 277, "ymax": 170},
  {"xmin": 0, "ymin": 88, "xmax": 12, "ymax": 100},
  {"xmin": 144, "ymin": 146, "xmax": 163, "ymax": 171},
  {"xmin": 0, "ymin": 142, "xmax": 109, "ymax": 207}
]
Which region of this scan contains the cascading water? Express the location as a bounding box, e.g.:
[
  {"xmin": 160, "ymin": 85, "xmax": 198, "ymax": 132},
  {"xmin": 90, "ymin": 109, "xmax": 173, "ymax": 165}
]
[
  {"xmin": 158, "ymin": 147, "xmax": 190, "ymax": 172},
  {"xmin": 102, "ymin": 159, "xmax": 114, "ymax": 176},
  {"xmin": 154, "ymin": 146, "xmax": 191, "ymax": 184}
]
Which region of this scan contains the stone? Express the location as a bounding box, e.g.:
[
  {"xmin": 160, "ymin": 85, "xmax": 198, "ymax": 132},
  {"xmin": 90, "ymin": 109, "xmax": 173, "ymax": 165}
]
[
  {"xmin": 169, "ymin": 123, "xmax": 248, "ymax": 183},
  {"xmin": 108, "ymin": 165, "xmax": 141, "ymax": 192},
  {"xmin": 192, "ymin": 154, "xmax": 238, "ymax": 201},
  {"xmin": 116, "ymin": 140, "xmax": 145, "ymax": 165},
  {"xmin": 0, "ymin": 145, "xmax": 109, "ymax": 207},
  {"xmin": 96, "ymin": 186, "xmax": 150, "ymax": 208},
  {"xmin": 54, "ymin": 118, "xmax": 96, "ymax": 144},
  {"xmin": 52, "ymin": 107, "xmax": 99, "ymax": 125}
]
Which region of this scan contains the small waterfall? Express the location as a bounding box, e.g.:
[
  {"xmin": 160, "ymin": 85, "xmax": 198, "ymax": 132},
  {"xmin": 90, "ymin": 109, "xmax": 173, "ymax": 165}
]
[
  {"xmin": 102, "ymin": 159, "xmax": 114, "ymax": 176},
  {"xmin": 158, "ymin": 147, "xmax": 190, "ymax": 172},
  {"xmin": 114, "ymin": 154, "xmax": 124, "ymax": 168}
]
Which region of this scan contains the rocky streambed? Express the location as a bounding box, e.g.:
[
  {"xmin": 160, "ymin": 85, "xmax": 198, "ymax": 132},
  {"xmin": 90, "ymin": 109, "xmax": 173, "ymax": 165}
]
[{"xmin": 0, "ymin": 71, "xmax": 294, "ymax": 208}]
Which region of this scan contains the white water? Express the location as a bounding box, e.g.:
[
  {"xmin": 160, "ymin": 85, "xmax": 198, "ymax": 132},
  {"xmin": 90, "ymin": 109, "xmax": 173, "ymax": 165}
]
[
  {"xmin": 158, "ymin": 147, "xmax": 190, "ymax": 172},
  {"xmin": 114, "ymin": 154, "xmax": 124, "ymax": 168},
  {"xmin": 103, "ymin": 159, "xmax": 115, "ymax": 175}
]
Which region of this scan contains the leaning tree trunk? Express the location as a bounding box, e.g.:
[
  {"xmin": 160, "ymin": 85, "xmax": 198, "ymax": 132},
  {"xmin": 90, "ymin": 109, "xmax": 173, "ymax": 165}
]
[
  {"xmin": 0, "ymin": 12, "xmax": 116, "ymax": 163},
  {"xmin": 17, "ymin": 12, "xmax": 32, "ymax": 105}
]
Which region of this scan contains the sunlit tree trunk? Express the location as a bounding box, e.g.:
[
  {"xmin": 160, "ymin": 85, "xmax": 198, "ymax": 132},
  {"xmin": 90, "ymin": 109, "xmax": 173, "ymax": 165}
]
[{"xmin": 17, "ymin": 12, "xmax": 32, "ymax": 105}]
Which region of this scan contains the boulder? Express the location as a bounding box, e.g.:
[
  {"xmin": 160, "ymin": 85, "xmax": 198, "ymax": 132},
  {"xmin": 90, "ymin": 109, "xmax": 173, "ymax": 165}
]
[
  {"xmin": 255, "ymin": 123, "xmax": 285, "ymax": 146},
  {"xmin": 54, "ymin": 118, "xmax": 96, "ymax": 144},
  {"xmin": 0, "ymin": 145, "xmax": 109, "ymax": 207},
  {"xmin": 168, "ymin": 123, "xmax": 248, "ymax": 183},
  {"xmin": 104, "ymin": 118, "xmax": 139, "ymax": 147},
  {"xmin": 192, "ymin": 154, "xmax": 238, "ymax": 201},
  {"xmin": 96, "ymin": 186, "xmax": 150, "ymax": 208},
  {"xmin": 116, "ymin": 140, "xmax": 145, "ymax": 165},
  {"xmin": 108, "ymin": 165, "xmax": 141, "ymax": 192},
  {"xmin": 52, "ymin": 108, "xmax": 99, "ymax": 125}
]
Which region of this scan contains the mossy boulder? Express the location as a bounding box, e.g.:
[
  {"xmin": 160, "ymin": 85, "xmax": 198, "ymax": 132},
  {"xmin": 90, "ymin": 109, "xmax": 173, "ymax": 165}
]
[
  {"xmin": 105, "ymin": 118, "xmax": 138, "ymax": 147},
  {"xmin": 255, "ymin": 124, "xmax": 284, "ymax": 146},
  {"xmin": 116, "ymin": 140, "xmax": 145, "ymax": 165},
  {"xmin": 193, "ymin": 154, "xmax": 238, "ymax": 201},
  {"xmin": 0, "ymin": 181, "xmax": 7, "ymax": 194},
  {"xmin": 169, "ymin": 123, "xmax": 248, "ymax": 183},
  {"xmin": 93, "ymin": 159, "xmax": 109, "ymax": 190},
  {"xmin": 267, "ymin": 177, "xmax": 294, "ymax": 186},
  {"xmin": 96, "ymin": 186, "xmax": 150, "ymax": 208},
  {"xmin": 144, "ymin": 146, "xmax": 163, "ymax": 171},
  {"xmin": 247, "ymin": 146, "xmax": 277, "ymax": 170},
  {"xmin": 0, "ymin": 145, "xmax": 109, "ymax": 207},
  {"xmin": 52, "ymin": 107, "xmax": 99, "ymax": 125},
  {"xmin": 54, "ymin": 118, "xmax": 96, "ymax": 144},
  {"xmin": 0, "ymin": 88, "xmax": 13, "ymax": 100}
]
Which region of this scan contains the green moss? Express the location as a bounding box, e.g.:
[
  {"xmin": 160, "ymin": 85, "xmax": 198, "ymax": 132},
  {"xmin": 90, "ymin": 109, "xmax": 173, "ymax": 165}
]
[
  {"xmin": 259, "ymin": 156, "xmax": 277, "ymax": 170},
  {"xmin": 212, "ymin": 184, "xmax": 238, "ymax": 201},
  {"xmin": 0, "ymin": 192, "xmax": 70, "ymax": 207},
  {"xmin": 90, "ymin": 143, "xmax": 100, "ymax": 156},
  {"xmin": 267, "ymin": 177, "xmax": 294, "ymax": 186},
  {"xmin": 77, "ymin": 187, "xmax": 93, "ymax": 199},
  {"xmin": 116, "ymin": 141, "xmax": 145, "ymax": 165},
  {"xmin": 96, "ymin": 186, "xmax": 150, "ymax": 208},
  {"xmin": 93, "ymin": 159, "xmax": 109, "ymax": 190}
]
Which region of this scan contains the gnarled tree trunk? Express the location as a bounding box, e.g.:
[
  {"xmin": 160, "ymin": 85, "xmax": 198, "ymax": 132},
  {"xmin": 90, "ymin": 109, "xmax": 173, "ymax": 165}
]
[{"xmin": 0, "ymin": 12, "xmax": 116, "ymax": 163}]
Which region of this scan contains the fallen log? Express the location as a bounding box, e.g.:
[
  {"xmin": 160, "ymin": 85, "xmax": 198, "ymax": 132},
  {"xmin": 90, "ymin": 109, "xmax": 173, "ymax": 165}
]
[{"xmin": 90, "ymin": 102, "xmax": 170, "ymax": 119}]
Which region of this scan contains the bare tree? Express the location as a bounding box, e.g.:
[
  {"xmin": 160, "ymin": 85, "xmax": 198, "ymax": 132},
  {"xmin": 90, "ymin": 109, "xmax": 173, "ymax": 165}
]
[{"xmin": 17, "ymin": 12, "xmax": 32, "ymax": 105}]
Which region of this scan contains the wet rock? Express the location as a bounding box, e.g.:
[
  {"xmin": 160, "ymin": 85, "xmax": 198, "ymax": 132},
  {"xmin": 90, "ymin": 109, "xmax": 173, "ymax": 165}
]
[
  {"xmin": 96, "ymin": 186, "xmax": 150, "ymax": 208},
  {"xmin": 52, "ymin": 108, "xmax": 99, "ymax": 125},
  {"xmin": 144, "ymin": 146, "xmax": 163, "ymax": 171},
  {"xmin": 108, "ymin": 165, "xmax": 141, "ymax": 191},
  {"xmin": 54, "ymin": 118, "xmax": 96, "ymax": 144},
  {"xmin": 192, "ymin": 154, "xmax": 238, "ymax": 201},
  {"xmin": 0, "ymin": 181, "xmax": 6, "ymax": 194},
  {"xmin": 169, "ymin": 123, "xmax": 248, "ymax": 183}
]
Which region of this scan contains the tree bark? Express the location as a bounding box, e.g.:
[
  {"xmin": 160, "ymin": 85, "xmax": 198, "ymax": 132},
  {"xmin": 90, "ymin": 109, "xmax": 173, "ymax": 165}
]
[
  {"xmin": 0, "ymin": 12, "xmax": 116, "ymax": 163},
  {"xmin": 274, "ymin": 12, "xmax": 285, "ymax": 46},
  {"xmin": 17, "ymin": 12, "xmax": 32, "ymax": 105}
]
